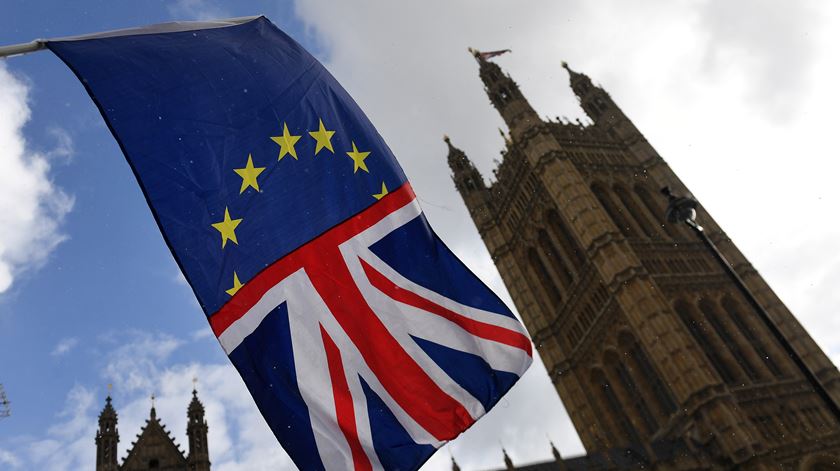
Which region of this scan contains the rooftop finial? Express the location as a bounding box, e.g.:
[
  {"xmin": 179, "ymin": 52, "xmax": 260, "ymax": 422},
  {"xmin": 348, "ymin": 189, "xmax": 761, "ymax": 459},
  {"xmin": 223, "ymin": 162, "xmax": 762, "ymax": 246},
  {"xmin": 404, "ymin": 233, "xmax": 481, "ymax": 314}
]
[
  {"xmin": 561, "ymin": 61, "xmax": 569, "ymax": 69},
  {"xmin": 550, "ymin": 439, "xmax": 562, "ymax": 461},
  {"xmin": 443, "ymin": 134, "xmax": 450, "ymax": 144},
  {"xmin": 502, "ymin": 447, "xmax": 514, "ymax": 470}
]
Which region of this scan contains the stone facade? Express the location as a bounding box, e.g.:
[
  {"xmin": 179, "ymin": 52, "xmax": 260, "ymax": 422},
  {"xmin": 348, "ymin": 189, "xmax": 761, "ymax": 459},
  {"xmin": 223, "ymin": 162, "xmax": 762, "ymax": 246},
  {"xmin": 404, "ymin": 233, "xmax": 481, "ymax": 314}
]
[
  {"xmin": 95, "ymin": 390, "xmax": 210, "ymax": 471},
  {"xmin": 446, "ymin": 54, "xmax": 840, "ymax": 470}
]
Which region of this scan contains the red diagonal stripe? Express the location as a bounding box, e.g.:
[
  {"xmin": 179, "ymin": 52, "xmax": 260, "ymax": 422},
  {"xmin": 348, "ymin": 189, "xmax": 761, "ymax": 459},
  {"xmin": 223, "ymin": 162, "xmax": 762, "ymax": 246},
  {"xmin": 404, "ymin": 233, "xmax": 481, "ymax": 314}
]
[
  {"xmin": 306, "ymin": 246, "xmax": 472, "ymax": 441},
  {"xmin": 320, "ymin": 325, "xmax": 372, "ymax": 471},
  {"xmin": 210, "ymin": 183, "xmax": 416, "ymax": 336},
  {"xmin": 360, "ymin": 258, "xmax": 532, "ymax": 356}
]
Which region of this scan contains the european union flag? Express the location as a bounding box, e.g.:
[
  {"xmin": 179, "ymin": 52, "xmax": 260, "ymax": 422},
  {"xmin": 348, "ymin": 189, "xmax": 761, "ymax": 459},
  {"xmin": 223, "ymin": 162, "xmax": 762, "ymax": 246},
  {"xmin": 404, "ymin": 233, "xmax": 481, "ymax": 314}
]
[{"xmin": 48, "ymin": 16, "xmax": 532, "ymax": 470}]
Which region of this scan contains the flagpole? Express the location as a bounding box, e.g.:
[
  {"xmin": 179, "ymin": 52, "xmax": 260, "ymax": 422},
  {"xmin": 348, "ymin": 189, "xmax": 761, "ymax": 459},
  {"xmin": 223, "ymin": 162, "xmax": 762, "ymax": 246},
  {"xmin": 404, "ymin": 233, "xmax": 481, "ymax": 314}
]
[
  {"xmin": 0, "ymin": 15, "xmax": 261, "ymax": 59},
  {"xmin": 0, "ymin": 40, "xmax": 45, "ymax": 59}
]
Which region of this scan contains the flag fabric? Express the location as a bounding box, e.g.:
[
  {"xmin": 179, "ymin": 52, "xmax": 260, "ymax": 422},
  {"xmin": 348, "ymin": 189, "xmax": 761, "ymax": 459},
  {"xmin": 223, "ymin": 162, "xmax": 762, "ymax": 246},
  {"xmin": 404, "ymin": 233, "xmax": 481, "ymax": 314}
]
[
  {"xmin": 47, "ymin": 16, "xmax": 532, "ymax": 470},
  {"xmin": 477, "ymin": 49, "xmax": 511, "ymax": 61}
]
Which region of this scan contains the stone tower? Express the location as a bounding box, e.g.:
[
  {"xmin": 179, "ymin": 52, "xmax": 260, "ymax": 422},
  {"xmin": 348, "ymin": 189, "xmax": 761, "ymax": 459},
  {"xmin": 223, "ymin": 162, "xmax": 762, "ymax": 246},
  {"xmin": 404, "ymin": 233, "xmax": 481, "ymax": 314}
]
[
  {"xmin": 95, "ymin": 395, "xmax": 119, "ymax": 471},
  {"xmin": 94, "ymin": 392, "xmax": 210, "ymax": 470},
  {"xmin": 186, "ymin": 389, "xmax": 211, "ymax": 471},
  {"xmin": 447, "ymin": 53, "xmax": 840, "ymax": 469}
]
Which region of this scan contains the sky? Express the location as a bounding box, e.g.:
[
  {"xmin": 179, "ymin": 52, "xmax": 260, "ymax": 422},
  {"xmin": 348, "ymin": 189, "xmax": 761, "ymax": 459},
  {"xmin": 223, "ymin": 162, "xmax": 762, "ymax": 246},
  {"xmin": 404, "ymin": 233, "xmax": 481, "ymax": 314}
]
[{"xmin": 1, "ymin": 1, "xmax": 839, "ymax": 470}]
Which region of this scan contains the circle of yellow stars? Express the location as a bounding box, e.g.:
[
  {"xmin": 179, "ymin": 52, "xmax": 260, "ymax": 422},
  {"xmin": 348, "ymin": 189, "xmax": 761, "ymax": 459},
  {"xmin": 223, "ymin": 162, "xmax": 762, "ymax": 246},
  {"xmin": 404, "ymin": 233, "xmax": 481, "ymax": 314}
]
[{"xmin": 210, "ymin": 118, "xmax": 390, "ymax": 297}]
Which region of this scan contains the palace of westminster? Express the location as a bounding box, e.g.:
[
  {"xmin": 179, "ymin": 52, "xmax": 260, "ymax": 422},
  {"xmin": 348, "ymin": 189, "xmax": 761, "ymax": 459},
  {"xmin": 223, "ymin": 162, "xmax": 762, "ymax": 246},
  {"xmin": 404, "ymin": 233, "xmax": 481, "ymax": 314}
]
[
  {"xmin": 92, "ymin": 56, "xmax": 840, "ymax": 470},
  {"xmin": 444, "ymin": 53, "xmax": 840, "ymax": 470}
]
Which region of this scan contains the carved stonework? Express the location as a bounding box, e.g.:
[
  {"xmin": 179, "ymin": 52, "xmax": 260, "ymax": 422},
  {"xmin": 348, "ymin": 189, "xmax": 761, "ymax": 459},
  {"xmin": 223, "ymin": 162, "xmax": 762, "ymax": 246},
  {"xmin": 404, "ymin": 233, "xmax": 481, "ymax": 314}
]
[
  {"xmin": 94, "ymin": 391, "xmax": 211, "ymax": 471},
  {"xmin": 448, "ymin": 58, "xmax": 840, "ymax": 470}
]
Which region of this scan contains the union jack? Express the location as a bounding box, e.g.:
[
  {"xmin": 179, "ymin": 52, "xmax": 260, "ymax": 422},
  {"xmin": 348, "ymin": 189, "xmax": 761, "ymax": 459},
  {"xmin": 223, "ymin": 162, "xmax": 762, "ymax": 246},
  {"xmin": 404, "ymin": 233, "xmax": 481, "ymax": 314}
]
[
  {"xmin": 47, "ymin": 16, "xmax": 534, "ymax": 470},
  {"xmin": 211, "ymin": 183, "xmax": 533, "ymax": 470}
]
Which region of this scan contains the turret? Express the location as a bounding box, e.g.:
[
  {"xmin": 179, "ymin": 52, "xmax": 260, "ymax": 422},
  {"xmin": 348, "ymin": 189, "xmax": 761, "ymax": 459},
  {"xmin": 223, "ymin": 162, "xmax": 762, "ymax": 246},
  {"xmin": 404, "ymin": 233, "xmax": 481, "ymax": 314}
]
[
  {"xmin": 562, "ymin": 61, "xmax": 620, "ymax": 124},
  {"xmin": 95, "ymin": 395, "xmax": 119, "ymax": 471},
  {"xmin": 563, "ymin": 62, "xmax": 652, "ymax": 164},
  {"xmin": 186, "ymin": 387, "xmax": 211, "ymax": 470},
  {"xmin": 550, "ymin": 441, "xmax": 569, "ymax": 471},
  {"xmin": 472, "ymin": 49, "xmax": 539, "ymax": 138},
  {"xmin": 444, "ymin": 136, "xmax": 495, "ymax": 231},
  {"xmin": 502, "ymin": 448, "xmax": 515, "ymax": 470}
]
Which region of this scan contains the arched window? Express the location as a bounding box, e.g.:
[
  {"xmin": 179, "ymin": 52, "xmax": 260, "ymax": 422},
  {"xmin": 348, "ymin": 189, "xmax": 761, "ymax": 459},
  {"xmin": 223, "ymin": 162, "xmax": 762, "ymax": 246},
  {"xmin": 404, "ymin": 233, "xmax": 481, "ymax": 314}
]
[
  {"xmin": 605, "ymin": 350, "xmax": 657, "ymax": 436},
  {"xmin": 591, "ymin": 183, "xmax": 637, "ymax": 237},
  {"xmin": 634, "ymin": 185, "xmax": 679, "ymax": 238},
  {"xmin": 538, "ymin": 229, "xmax": 573, "ymax": 288},
  {"xmin": 528, "ymin": 247, "xmax": 562, "ymax": 308},
  {"xmin": 674, "ymin": 300, "xmax": 740, "ymax": 384},
  {"xmin": 614, "ymin": 185, "xmax": 655, "ymax": 238},
  {"xmin": 591, "ymin": 367, "xmax": 639, "ymax": 446},
  {"xmin": 698, "ymin": 299, "xmax": 761, "ymax": 382},
  {"xmin": 545, "ymin": 209, "xmax": 586, "ymax": 267},
  {"xmin": 721, "ymin": 295, "xmax": 785, "ymax": 378},
  {"xmin": 619, "ymin": 332, "xmax": 677, "ymax": 421}
]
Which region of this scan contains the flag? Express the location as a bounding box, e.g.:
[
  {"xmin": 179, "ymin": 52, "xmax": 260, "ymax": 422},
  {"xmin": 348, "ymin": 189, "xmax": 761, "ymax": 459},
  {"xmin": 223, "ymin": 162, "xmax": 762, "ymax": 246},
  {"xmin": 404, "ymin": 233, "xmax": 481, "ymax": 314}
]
[
  {"xmin": 477, "ymin": 49, "xmax": 511, "ymax": 61},
  {"xmin": 47, "ymin": 16, "xmax": 532, "ymax": 470}
]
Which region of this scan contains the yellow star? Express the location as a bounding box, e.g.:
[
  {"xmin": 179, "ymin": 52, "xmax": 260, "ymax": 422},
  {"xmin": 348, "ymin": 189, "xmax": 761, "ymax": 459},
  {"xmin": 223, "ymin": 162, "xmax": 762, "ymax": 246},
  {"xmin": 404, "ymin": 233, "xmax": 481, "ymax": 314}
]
[
  {"xmin": 346, "ymin": 141, "xmax": 370, "ymax": 173},
  {"xmin": 308, "ymin": 119, "xmax": 335, "ymax": 155},
  {"xmin": 270, "ymin": 122, "xmax": 301, "ymax": 160},
  {"xmin": 373, "ymin": 182, "xmax": 388, "ymax": 200},
  {"xmin": 233, "ymin": 154, "xmax": 265, "ymax": 194},
  {"xmin": 211, "ymin": 207, "xmax": 242, "ymax": 248},
  {"xmin": 226, "ymin": 271, "xmax": 243, "ymax": 296}
]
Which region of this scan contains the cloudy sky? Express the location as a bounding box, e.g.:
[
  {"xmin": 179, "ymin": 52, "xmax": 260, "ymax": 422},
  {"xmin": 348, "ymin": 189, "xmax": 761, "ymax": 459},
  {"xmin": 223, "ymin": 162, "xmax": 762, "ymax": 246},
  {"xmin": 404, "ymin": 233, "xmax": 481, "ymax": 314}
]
[{"xmin": 1, "ymin": 1, "xmax": 839, "ymax": 470}]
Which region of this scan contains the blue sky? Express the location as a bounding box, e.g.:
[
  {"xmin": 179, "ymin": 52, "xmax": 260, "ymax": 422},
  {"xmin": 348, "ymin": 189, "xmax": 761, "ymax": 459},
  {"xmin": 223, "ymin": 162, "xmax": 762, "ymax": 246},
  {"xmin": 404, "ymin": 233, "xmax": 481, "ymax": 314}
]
[{"xmin": 2, "ymin": 1, "xmax": 840, "ymax": 470}]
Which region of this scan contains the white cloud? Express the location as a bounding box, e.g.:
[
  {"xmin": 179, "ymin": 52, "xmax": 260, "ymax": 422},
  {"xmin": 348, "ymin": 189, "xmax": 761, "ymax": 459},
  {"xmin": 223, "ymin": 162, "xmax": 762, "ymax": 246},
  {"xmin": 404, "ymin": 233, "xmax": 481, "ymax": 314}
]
[
  {"xmin": 50, "ymin": 337, "xmax": 79, "ymax": 357},
  {"xmin": 0, "ymin": 449, "xmax": 22, "ymax": 469},
  {"xmin": 9, "ymin": 1, "xmax": 840, "ymax": 470},
  {"xmin": 100, "ymin": 330, "xmax": 183, "ymax": 393},
  {"xmin": 167, "ymin": 0, "xmax": 230, "ymax": 22},
  {"xmin": 21, "ymin": 384, "xmax": 97, "ymax": 470},
  {"xmin": 0, "ymin": 63, "xmax": 73, "ymax": 295},
  {"xmin": 9, "ymin": 330, "xmax": 297, "ymax": 470},
  {"xmin": 288, "ymin": 0, "xmax": 840, "ymax": 468}
]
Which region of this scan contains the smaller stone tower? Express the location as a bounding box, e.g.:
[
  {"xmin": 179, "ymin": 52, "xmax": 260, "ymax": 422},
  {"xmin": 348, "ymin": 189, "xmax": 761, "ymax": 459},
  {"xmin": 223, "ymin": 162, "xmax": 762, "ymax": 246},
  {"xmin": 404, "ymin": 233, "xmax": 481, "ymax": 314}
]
[
  {"xmin": 93, "ymin": 390, "xmax": 210, "ymax": 470},
  {"xmin": 186, "ymin": 388, "xmax": 211, "ymax": 471},
  {"xmin": 95, "ymin": 395, "xmax": 119, "ymax": 471}
]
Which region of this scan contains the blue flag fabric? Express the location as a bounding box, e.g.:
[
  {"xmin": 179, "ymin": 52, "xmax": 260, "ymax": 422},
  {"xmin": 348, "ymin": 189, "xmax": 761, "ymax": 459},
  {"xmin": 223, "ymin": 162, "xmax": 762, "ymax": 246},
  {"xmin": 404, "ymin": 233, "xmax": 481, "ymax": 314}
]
[{"xmin": 48, "ymin": 16, "xmax": 532, "ymax": 471}]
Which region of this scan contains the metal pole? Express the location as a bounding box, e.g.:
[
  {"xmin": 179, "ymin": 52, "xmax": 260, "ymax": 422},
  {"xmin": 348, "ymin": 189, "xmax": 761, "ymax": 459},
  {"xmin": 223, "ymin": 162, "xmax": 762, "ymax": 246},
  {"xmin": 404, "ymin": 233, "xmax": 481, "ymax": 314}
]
[
  {"xmin": 0, "ymin": 40, "xmax": 45, "ymax": 59},
  {"xmin": 0, "ymin": 15, "xmax": 261, "ymax": 59},
  {"xmin": 661, "ymin": 187, "xmax": 840, "ymax": 423}
]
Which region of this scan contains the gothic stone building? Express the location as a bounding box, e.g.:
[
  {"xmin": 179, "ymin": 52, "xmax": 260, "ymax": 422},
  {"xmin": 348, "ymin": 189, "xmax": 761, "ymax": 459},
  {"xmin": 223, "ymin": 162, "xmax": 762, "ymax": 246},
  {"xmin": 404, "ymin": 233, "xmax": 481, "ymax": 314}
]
[
  {"xmin": 446, "ymin": 53, "xmax": 840, "ymax": 470},
  {"xmin": 95, "ymin": 390, "xmax": 210, "ymax": 471}
]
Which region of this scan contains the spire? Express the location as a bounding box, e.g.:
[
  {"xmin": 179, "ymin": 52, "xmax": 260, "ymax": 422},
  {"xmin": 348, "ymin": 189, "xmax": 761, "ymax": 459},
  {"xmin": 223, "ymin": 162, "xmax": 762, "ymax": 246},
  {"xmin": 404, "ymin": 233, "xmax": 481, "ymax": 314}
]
[
  {"xmin": 187, "ymin": 384, "xmax": 211, "ymax": 470},
  {"xmin": 445, "ymin": 135, "xmax": 471, "ymax": 172},
  {"xmin": 551, "ymin": 440, "xmax": 561, "ymax": 461},
  {"xmin": 149, "ymin": 393, "xmax": 157, "ymax": 421},
  {"xmin": 472, "ymin": 49, "xmax": 538, "ymax": 137},
  {"xmin": 96, "ymin": 394, "xmax": 119, "ymax": 471},
  {"xmin": 562, "ymin": 61, "xmax": 590, "ymax": 89},
  {"xmin": 549, "ymin": 440, "xmax": 570, "ymax": 471},
  {"xmin": 562, "ymin": 61, "xmax": 616, "ymax": 123},
  {"xmin": 188, "ymin": 385, "xmax": 205, "ymax": 415},
  {"xmin": 100, "ymin": 395, "xmax": 117, "ymax": 421},
  {"xmin": 503, "ymin": 448, "xmax": 515, "ymax": 470},
  {"xmin": 450, "ymin": 455, "xmax": 461, "ymax": 471}
]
